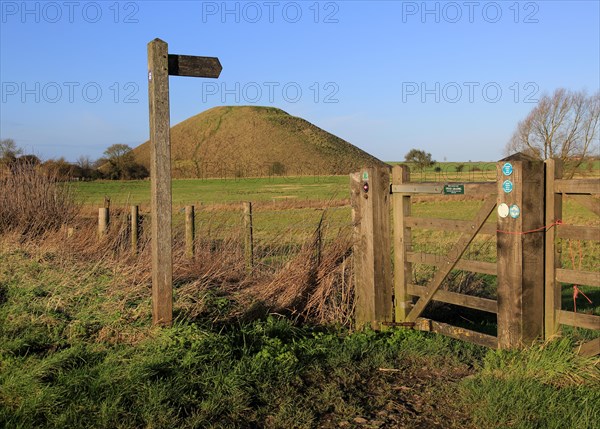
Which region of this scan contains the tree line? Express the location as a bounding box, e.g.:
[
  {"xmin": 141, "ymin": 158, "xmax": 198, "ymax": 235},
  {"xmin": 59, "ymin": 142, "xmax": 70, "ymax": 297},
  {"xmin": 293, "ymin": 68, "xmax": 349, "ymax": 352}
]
[{"xmin": 0, "ymin": 140, "xmax": 148, "ymax": 181}]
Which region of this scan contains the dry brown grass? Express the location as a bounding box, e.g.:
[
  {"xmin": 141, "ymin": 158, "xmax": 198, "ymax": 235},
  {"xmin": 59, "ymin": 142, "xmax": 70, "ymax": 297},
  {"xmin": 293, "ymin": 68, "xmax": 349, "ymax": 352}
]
[
  {"xmin": 2, "ymin": 195, "xmax": 356, "ymax": 333},
  {"xmin": 242, "ymin": 213, "xmax": 354, "ymax": 325},
  {"xmin": 0, "ymin": 163, "xmax": 80, "ymax": 236}
]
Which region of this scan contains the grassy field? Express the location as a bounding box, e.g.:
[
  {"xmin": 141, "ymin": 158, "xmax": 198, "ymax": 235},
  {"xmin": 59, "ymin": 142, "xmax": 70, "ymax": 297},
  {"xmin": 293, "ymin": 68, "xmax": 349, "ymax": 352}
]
[
  {"xmin": 72, "ymin": 159, "xmax": 600, "ymax": 207},
  {"xmin": 73, "ymin": 176, "xmax": 350, "ymax": 207}
]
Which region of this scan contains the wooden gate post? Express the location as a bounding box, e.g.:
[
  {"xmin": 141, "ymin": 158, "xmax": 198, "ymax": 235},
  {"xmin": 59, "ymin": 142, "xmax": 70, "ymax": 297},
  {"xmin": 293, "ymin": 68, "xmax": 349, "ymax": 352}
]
[
  {"xmin": 544, "ymin": 159, "xmax": 563, "ymax": 339},
  {"xmin": 392, "ymin": 165, "xmax": 413, "ymax": 322},
  {"xmin": 496, "ymin": 153, "xmax": 545, "ymax": 348},
  {"xmin": 351, "ymin": 166, "xmax": 393, "ymax": 329}
]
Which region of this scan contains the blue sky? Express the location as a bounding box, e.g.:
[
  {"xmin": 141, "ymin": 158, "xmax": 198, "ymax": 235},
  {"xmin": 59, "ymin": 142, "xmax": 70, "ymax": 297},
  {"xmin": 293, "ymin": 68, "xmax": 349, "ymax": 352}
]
[{"xmin": 1, "ymin": 0, "xmax": 599, "ymax": 162}]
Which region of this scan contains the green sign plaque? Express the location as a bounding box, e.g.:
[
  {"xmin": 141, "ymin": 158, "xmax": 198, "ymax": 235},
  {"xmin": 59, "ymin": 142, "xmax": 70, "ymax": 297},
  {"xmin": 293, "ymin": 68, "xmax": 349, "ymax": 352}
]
[{"xmin": 443, "ymin": 184, "xmax": 465, "ymax": 195}]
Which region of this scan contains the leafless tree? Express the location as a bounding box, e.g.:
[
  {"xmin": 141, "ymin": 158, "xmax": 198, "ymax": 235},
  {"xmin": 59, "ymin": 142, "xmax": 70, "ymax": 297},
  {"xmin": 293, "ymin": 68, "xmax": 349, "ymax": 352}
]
[
  {"xmin": 506, "ymin": 88, "xmax": 599, "ymax": 177},
  {"xmin": 76, "ymin": 155, "xmax": 92, "ymax": 170},
  {"xmin": 0, "ymin": 138, "xmax": 23, "ymax": 159}
]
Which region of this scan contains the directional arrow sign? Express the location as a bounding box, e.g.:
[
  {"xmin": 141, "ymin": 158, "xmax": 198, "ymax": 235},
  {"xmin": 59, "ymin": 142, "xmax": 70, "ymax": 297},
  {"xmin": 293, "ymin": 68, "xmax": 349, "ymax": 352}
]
[{"xmin": 168, "ymin": 54, "xmax": 222, "ymax": 78}]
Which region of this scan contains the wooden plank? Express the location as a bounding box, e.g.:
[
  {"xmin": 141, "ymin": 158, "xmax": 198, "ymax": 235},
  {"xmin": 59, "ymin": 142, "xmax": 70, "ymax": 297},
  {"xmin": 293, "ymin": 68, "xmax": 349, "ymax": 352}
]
[
  {"xmin": 496, "ymin": 155, "xmax": 545, "ymax": 348},
  {"xmin": 556, "ymin": 269, "xmax": 600, "ymax": 287},
  {"xmin": 566, "ymin": 194, "xmax": 600, "ymax": 217},
  {"xmin": 148, "ymin": 38, "xmax": 173, "ymax": 326},
  {"xmin": 243, "ymin": 202, "xmax": 254, "ymax": 273},
  {"xmin": 557, "ymin": 225, "xmax": 600, "ymax": 241},
  {"xmin": 408, "ymin": 284, "xmax": 497, "ymax": 313},
  {"xmin": 558, "ymin": 310, "xmax": 600, "ymax": 330},
  {"xmin": 405, "ymin": 194, "xmax": 497, "ymax": 323},
  {"xmin": 545, "ymin": 159, "xmax": 562, "ymax": 339},
  {"xmin": 185, "ymin": 205, "xmax": 195, "ymax": 258},
  {"xmin": 168, "ymin": 54, "xmax": 222, "ymax": 78},
  {"xmin": 391, "ymin": 182, "xmax": 495, "ymax": 196},
  {"xmin": 577, "ymin": 338, "xmax": 600, "ymax": 357},
  {"xmin": 404, "ymin": 217, "xmax": 496, "ymax": 235},
  {"xmin": 392, "ymin": 165, "xmax": 413, "ymax": 321},
  {"xmin": 554, "ymin": 179, "xmax": 600, "ymax": 194},
  {"xmin": 414, "ymin": 318, "xmax": 498, "ymax": 348},
  {"xmin": 406, "ymin": 252, "xmax": 497, "ymax": 275},
  {"xmin": 352, "ymin": 166, "xmax": 393, "ymax": 329}
]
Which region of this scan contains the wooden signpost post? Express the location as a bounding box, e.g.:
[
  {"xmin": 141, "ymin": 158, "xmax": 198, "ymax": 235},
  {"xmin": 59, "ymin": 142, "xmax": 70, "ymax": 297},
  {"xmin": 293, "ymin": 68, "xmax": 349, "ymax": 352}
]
[{"xmin": 147, "ymin": 38, "xmax": 222, "ymax": 325}]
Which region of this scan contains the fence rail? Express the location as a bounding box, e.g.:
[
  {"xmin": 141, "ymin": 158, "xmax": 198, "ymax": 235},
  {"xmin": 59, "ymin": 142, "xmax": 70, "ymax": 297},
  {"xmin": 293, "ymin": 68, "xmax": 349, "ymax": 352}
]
[
  {"xmin": 88, "ymin": 201, "xmax": 353, "ymax": 273},
  {"xmin": 405, "ymin": 252, "xmax": 497, "ymax": 276}
]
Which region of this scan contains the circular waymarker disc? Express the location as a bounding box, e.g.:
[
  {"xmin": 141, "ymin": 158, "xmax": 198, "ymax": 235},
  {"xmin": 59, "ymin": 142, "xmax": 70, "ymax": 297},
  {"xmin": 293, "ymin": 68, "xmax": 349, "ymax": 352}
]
[
  {"xmin": 502, "ymin": 162, "xmax": 513, "ymax": 176},
  {"xmin": 509, "ymin": 204, "xmax": 521, "ymax": 219},
  {"xmin": 498, "ymin": 203, "xmax": 509, "ymax": 218},
  {"xmin": 503, "ymin": 180, "xmax": 513, "ymax": 193}
]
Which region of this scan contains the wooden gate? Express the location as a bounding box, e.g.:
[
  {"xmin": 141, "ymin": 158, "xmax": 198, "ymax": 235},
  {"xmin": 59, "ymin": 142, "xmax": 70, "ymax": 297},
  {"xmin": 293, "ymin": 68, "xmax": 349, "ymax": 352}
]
[{"xmin": 352, "ymin": 154, "xmax": 599, "ymax": 352}]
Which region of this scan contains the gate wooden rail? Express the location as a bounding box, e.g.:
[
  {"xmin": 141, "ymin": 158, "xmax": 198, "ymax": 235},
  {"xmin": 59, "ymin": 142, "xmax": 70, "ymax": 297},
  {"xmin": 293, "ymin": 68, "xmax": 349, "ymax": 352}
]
[
  {"xmin": 352, "ymin": 153, "xmax": 599, "ymax": 353},
  {"xmin": 545, "ymin": 159, "xmax": 600, "ymax": 357}
]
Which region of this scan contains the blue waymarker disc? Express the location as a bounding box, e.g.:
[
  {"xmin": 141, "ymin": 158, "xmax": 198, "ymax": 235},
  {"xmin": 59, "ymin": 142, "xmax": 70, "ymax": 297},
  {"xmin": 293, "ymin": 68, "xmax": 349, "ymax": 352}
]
[{"xmin": 509, "ymin": 204, "xmax": 520, "ymax": 219}]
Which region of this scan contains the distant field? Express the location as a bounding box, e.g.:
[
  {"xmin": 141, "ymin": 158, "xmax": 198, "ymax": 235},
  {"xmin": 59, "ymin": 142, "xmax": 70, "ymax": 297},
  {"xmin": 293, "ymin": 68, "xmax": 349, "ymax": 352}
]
[
  {"xmin": 72, "ymin": 175, "xmax": 350, "ymax": 207},
  {"xmin": 73, "ymin": 161, "xmax": 504, "ymax": 207},
  {"xmin": 72, "ymin": 166, "xmax": 599, "ymax": 277},
  {"xmin": 73, "ymin": 161, "xmax": 599, "ymax": 208},
  {"xmin": 392, "ymin": 160, "xmax": 600, "ymax": 181}
]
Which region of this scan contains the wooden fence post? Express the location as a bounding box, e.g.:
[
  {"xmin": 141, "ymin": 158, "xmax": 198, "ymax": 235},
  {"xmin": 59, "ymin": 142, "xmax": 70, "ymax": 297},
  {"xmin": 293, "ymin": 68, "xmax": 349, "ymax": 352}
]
[
  {"xmin": 496, "ymin": 153, "xmax": 545, "ymax": 348},
  {"xmin": 148, "ymin": 38, "xmax": 173, "ymax": 326},
  {"xmin": 351, "ymin": 166, "xmax": 393, "ymax": 329},
  {"xmin": 131, "ymin": 205, "xmax": 139, "ymax": 254},
  {"xmin": 544, "ymin": 159, "xmax": 563, "ymax": 339},
  {"xmin": 185, "ymin": 205, "xmax": 195, "ymax": 258},
  {"xmin": 98, "ymin": 207, "xmax": 109, "ymax": 239},
  {"xmin": 243, "ymin": 202, "xmax": 254, "ymax": 273},
  {"xmin": 392, "ymin": 165, "xmax": 413, "ymax": 322}
]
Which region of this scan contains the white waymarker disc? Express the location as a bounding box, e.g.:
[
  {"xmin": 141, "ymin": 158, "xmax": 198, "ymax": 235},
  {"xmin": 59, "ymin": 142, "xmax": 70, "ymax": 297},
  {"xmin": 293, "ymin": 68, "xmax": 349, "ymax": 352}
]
[{"xmin": 498, "ymin": 203, "xmax": 509, "ymax": 218}]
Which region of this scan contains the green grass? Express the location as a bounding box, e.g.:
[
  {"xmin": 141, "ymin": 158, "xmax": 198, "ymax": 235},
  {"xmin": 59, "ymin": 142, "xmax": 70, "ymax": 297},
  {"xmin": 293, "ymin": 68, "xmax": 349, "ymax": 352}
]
[
  {"xmin": 462, "ymin": 339, "xmax": 600, "ymax": 429},
  {"xmin": 1, "ymin": 247, "xmax": 598, "ymax": 429}
]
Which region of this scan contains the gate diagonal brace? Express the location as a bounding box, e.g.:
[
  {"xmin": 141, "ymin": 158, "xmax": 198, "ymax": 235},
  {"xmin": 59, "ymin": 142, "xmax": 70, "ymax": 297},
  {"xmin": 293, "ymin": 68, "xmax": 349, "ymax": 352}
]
[{"xmin": 404, "ymin": 194, "xmax": 497, "ymax": 323}]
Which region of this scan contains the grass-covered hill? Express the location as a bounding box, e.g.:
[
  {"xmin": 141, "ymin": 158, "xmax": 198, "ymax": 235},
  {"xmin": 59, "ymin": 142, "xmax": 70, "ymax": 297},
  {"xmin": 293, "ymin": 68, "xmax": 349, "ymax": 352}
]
[{"xmin": 133, "ymin": 106, "xmax": 388, "ymax": 178}]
